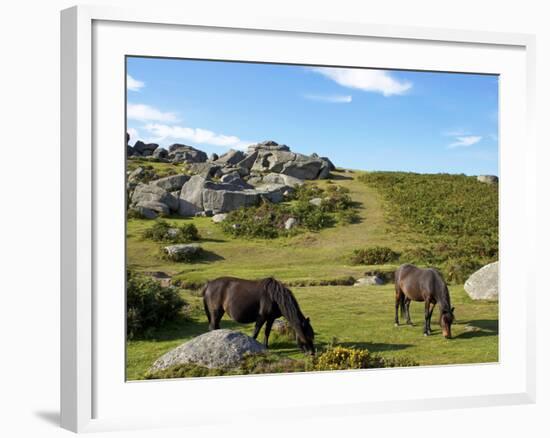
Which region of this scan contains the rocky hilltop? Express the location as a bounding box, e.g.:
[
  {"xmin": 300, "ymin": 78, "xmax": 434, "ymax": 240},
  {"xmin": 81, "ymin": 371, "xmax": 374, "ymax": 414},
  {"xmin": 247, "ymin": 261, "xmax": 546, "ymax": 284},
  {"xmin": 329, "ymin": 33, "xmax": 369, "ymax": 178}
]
[{"xmin": 127, "ymin": 135, "xmax": 335, "ymax": 219}]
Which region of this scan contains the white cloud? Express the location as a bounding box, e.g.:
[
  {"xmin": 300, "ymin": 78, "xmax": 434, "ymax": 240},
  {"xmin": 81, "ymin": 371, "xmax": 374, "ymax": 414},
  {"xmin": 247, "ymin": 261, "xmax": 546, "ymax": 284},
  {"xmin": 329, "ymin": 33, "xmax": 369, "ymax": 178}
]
[
  {"xmin": 127, "ymin": 74, "xmax": 145, "ymax": 92},
  {"xmin": 143, "ymin": 123, "xmax": 252, "ymax": 150},
  {"xmin": 127, "ymin": 103, "xmax": 178, "ymax": 122},
  {"xmin": 127, "ymin": 127, "xmax": 140, "ymax": 143},
  {"xmin": 310, "ymin": 67, "xmax": 412, "ymax": 96},
  {"xmin": 304, "ymin": 94, "xmax": 352, "ymax": 103},
  {"xmin": 448, "ymin": 136, "xmax": 482, "ymax": 148}
]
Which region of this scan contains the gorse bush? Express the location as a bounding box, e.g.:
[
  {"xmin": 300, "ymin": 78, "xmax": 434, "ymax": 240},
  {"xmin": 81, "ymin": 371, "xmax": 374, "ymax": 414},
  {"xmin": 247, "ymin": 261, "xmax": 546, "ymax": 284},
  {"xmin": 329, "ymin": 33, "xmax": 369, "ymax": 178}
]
[
  {"xmin": 143, "ymin": 348, "xmax": 419, "ymax": 379},
  {"xmin": 350, "ymin": 246, "xmax": 400, "ymax": 265},
  {"xmin": 127, "ymin": 270, "xmax": 186, "ymax": 339},
  {"xmin": 359, "ymin": 172, "xmax": 498, "ymax": 281},
  {"xmin": 143, "ymin": 220, "xmax": 200, "ymax": 243}
]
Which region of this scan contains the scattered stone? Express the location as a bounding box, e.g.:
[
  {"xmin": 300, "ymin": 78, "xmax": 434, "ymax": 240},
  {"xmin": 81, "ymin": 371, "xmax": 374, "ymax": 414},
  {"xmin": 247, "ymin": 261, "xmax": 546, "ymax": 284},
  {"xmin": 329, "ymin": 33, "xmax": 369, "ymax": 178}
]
[
  {"xmin": 127, "ymin": 167, "xmax": 144, "ymax": 183},
  {"xmin": 163, "ymin": 243, "xmax": 202, "ymax": 262},
  {"xmin": 309, "ymin": 197, "xmax": 323, "ymax": 207},
  {"xmin": 464, "ymin": 261, "xmax": 499, "ymax": 300},
  {"xmin": 354, "ymin": 275, "xmax": 386, "ymax": 286},
  {"xmin": 150, "ymin": 329, "xmax": 266, "ymax": 371},
  {"xmin": 284, "ymin": 217, "xmax": 297, "ymax": 230},
  {"xmin": 477, "ymin": 175, "xmax": 499, "ymax": 184},
  {"xmin": 144, "ymin": 271, "xmax": 172, "ymax": 287},
  {"xmin": 210, "ymin": 153, "xmax": 219, "ymax": 161},
  {"xmin": 185, "ymin": 162, "xmax": 221, "ymax": 178},
  {"xmin": 212, "ymin": 213, "xmax": 228, "ymax": 223}
]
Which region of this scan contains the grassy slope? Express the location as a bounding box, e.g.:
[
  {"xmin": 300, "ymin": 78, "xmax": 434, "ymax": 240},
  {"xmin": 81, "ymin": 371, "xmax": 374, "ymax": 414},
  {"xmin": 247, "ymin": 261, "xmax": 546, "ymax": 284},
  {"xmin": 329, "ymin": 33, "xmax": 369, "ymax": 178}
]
[{"xmin": 126, "ymin": 169, "xmax": 498, "ymax": 380}]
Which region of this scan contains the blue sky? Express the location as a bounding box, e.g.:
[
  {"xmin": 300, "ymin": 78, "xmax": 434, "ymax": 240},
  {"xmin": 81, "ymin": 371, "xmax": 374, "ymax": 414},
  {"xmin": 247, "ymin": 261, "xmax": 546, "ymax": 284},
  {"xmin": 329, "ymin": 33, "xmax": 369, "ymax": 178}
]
[{"xmin": 126, "ymin": 57, "xmax": 499, "ymax": 175}]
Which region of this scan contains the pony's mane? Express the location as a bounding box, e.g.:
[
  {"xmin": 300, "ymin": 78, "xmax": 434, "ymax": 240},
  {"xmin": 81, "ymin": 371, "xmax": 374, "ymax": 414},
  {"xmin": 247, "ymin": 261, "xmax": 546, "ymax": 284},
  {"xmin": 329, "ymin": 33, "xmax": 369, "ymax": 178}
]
[{"xmin": 263, "ymin": 278, "xmax": 304, "ymax": 327}]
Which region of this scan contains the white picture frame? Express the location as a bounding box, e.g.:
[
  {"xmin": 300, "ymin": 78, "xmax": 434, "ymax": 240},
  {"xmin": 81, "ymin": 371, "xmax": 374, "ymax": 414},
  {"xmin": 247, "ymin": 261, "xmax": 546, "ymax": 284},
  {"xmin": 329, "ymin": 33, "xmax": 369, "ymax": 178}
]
[{"xmin": 60, "ymin": 4, "xmax": 537, "ymax": 433}]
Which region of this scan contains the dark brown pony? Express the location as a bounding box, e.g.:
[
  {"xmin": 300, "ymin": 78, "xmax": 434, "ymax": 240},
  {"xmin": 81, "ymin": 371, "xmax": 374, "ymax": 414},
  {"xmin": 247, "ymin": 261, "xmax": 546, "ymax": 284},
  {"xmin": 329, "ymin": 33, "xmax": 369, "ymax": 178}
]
[
  {"xmin": 202, "ymin": 277, "xmax": 315, "ymax": 354},
  {"xmin": 394, "ymin": 264, "xmax": 455, "ymax": 338}
]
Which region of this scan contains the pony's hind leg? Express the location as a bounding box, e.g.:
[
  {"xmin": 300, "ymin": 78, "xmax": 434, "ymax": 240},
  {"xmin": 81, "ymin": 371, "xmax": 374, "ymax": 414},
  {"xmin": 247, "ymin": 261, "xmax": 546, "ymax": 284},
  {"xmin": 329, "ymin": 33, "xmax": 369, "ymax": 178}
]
[
  {"xmin": 208, "ymin": 307, "xmax": 224, "ymax": 330},
  {"xmin": 405, "ymin": 298, "xmax": 413, "ymax": 325}
]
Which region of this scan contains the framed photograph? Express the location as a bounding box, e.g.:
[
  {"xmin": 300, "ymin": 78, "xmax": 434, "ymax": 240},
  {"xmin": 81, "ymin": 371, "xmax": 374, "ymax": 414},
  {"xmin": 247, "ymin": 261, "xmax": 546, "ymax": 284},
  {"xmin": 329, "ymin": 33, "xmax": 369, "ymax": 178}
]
[{"xmin": 61, "ymin": 5, "xmax": 536, "ymax": 433}]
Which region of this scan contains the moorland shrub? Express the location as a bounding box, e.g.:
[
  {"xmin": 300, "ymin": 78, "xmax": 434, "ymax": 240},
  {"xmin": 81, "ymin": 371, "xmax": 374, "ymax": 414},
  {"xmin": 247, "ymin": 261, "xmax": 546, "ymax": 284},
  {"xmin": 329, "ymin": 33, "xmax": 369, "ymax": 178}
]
[
  {"xmin": 350, "ymin": 246, "xmax": 400, "ymax": 265},
  {"xmin": 143, "ymin": 347, "xmax": 419, "ymax": 379},
  {"xmin": 127, "ymin": 270, "xmax": 186, "ymax": 339},
  {"xmin": 220, "ymin": 183, "xmax": 358, "ymax": 239},
  {"xmin": 143, "ymin": 220, "xmax": 200, "ymax": 243},
  {"xmin": 359, "ymin": 172, "xmax": 498, "ymax": 281}
]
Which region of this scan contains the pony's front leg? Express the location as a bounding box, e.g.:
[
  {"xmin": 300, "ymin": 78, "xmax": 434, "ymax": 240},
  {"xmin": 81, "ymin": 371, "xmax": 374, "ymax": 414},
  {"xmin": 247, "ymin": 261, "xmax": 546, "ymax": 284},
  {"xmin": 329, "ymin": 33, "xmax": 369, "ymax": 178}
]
[
  {"xmin": 252, "ymin": 316, "xmax": 266, "ymax": 340},
  {"xmin": 424, "ymin": 300, "xmax": 431, "ymax": 336},
  {"xmin": 263, "ymin": 319, "xmax": 274, "ymax": 348}
]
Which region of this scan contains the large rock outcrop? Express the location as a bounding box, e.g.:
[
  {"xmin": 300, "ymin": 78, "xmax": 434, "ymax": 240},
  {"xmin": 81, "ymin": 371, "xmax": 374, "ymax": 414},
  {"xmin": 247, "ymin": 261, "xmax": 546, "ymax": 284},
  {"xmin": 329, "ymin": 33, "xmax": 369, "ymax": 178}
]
[
  {"xmin": 464, "ymin": 261, "xmax": 499, "ymax": 300},
  {"xmin": 127, "ymin": 138, "xmax": 335, "ymax": 217},
  {"xmin": 150, "ymin": 329, "xmax": 266, "ymax": 371}
]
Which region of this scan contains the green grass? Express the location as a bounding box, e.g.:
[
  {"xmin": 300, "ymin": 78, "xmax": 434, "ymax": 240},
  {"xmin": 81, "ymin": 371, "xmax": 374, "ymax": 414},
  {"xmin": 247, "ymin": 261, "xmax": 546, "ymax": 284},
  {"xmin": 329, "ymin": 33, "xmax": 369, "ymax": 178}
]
[
  {"xmin": 126, "ymin": 284, "xmax": 498, "ymax": 380},
  {"xmin": 126, "ymin": 169, "xmax": 499, "ymax": 379}
]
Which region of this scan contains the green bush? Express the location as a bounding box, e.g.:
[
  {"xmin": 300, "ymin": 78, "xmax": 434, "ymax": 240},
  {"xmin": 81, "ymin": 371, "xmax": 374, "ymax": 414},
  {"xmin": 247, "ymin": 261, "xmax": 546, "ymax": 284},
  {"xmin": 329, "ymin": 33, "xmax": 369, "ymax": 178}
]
[
  {"xmin": 221, "ymin": 202, "xmax": 288, "ymax": 239},
  {"xmin": 291, "ymin": 201, "xmax": 334, "ymax": 231},
  {"xmin": 127, "ymin": 270, "xmax": 186, "ymax": 339},
  {"xmin": 350, "ymin": 246, "xmax": 400, "ymax": 265},
  {"xmin": 143, "ymin": 220, "xmax": 200, "ymax": 243},
  {"xmin": 442, "ymin": 257, "xmax": 483, "ymax": 284}
]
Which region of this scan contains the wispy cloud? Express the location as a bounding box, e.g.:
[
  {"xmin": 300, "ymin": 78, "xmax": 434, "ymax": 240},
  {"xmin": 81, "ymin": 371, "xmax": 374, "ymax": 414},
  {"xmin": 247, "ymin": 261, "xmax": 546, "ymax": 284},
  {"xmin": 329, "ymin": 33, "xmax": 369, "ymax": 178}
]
[
  {"xmin": 309, "ymin": 67, "xmax": 412, "ymax": 96},
  {"xmin": 127, "ymin": 103, "xmax": 178, "ymax": 122},
  {"xmin": 448, "ymin": 136, "xmax": 482, "ymax": 148},
  {"xmin": 127, "ymin": 74, "xmax": 145, "ymax": 92},
  {"xmin": 127, "ymin": 127, "xmax": 140, "ymax": 144},
  {"xmin": 304, "ymin": 94, "xmax": 352, "ymax": 103},
  {"xmin": 142, "ymin": 123, "xmax": 252, "ymax": 150}
]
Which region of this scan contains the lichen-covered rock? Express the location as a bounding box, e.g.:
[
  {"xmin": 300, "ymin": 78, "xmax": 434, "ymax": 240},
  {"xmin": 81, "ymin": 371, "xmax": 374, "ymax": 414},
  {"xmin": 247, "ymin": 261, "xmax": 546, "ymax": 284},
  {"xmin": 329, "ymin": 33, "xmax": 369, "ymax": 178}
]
[
  {"xmin": 167, "ymin": 144, "xmax": 208, "ymax": 163},
  {"xmin": 151, "ymin": 174, "xmax": 190, "ymax": 192},
  {"xmin": 150, "ymin": 329, "xmax": 266, "ymax": 371},
  {"xmin": 163, "ymin": 243, "xmax": 202, "ymax": 262},
  {"xmin": 354, "ymin": 275, "xmax": 385, "ymax": 286},
  {"xmin": 133, "ymin": 141, "xmax": 159, "ymax": 155},
  {"xmin": 131, "ymin": 183, "xmax": 179, "ymax": 211},
  {"xmin": 464, "ymin": 261, "xmax": 499, "ymax": 300},
  {"xmin": 216, "ymin": 149, "xmax": 246, "ymax": 166}
]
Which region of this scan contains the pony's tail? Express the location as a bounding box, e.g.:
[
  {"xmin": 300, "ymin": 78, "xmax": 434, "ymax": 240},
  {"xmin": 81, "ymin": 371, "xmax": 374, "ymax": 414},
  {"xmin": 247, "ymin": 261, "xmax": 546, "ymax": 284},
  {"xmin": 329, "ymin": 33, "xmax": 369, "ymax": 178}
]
[{"xmin": 200, "ymin": 281, "xmax": 209, "ymax": 297}]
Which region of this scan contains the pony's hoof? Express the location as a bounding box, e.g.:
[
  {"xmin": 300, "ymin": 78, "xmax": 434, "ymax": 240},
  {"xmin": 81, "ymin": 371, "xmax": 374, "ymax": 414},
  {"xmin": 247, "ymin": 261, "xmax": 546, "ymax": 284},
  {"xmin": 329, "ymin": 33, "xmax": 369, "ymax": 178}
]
[
  {"xmin": 394, "ymin": 323, "xmax": 399, "ymax": 327},
  {"xmin": 424, "ymin": 333, "xmax": 429, "ymax": 336}
]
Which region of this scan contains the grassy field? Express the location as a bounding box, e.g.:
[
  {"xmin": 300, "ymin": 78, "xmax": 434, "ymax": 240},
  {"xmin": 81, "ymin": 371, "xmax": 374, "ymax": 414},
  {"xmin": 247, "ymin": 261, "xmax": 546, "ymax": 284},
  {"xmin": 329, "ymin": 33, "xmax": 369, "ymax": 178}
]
[{"xmin": 126, "ymin": 169, "xmax": 498, "ymax": 380}]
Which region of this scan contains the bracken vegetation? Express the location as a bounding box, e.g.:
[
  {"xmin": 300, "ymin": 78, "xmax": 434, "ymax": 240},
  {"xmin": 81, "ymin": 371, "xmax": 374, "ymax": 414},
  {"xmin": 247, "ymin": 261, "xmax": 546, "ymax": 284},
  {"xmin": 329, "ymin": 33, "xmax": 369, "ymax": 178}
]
[
  {"xmin": 358, "ymin": 172, "xmax": 498, "ymax": 283},
  {"xmin": 220, "ymin": 183, "xmax": 358, "ymax": 239}
]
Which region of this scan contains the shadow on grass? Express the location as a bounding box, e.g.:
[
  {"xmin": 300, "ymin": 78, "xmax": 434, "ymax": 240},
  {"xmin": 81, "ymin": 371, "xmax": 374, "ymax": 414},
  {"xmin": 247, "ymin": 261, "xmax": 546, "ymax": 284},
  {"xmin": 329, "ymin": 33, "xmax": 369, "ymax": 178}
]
[
  {"xmin": 337, "ymin": 341, "xmax": 413, "ymax": 353},
  {"xmin": 453, "ymin": 319, "xmax": 498, "ymax": 340}
]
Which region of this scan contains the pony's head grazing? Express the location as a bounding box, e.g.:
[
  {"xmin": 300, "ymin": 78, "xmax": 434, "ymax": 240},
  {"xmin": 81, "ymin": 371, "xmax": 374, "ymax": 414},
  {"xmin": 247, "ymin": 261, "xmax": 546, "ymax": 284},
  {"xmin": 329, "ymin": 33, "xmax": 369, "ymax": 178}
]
[
  {"xmin": 440, "ymin": 307, "xmax": 455, "ymax": 339},
  {"xmin": 264, "ymin": 278, "xmax": 315, "ymax": 355}
]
